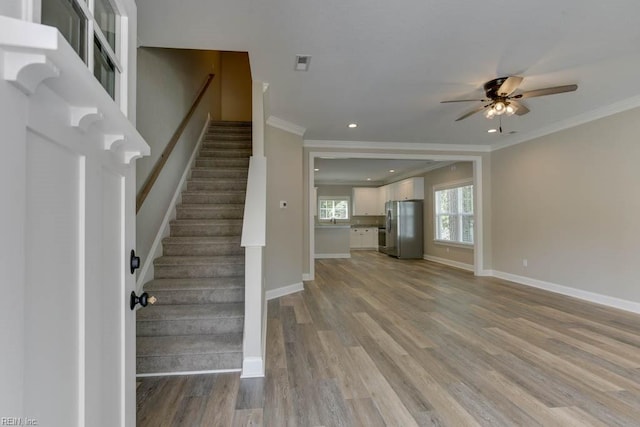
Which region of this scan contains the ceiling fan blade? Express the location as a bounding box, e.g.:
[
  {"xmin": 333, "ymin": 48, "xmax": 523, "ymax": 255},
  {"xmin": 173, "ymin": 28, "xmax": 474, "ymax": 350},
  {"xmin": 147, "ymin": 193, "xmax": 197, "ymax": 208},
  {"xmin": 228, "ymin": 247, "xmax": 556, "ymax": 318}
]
[
  {"xmin": 441, "ymin": 99, "xmax": 486, "ymax": 103},
  {"xmin": 497, "ymin": 76, "xmax": 523, "ymax": 96},
  {"xmin": 517, "ymin": 84, "xmax": 578, "ymax": 99},
  {"xmin": 455, "ymin": 104, "xmax": 488, "ymax": 121},
  {"xmin": 511, "ymin": 100, "xmax": 530, "ymax": 116}
]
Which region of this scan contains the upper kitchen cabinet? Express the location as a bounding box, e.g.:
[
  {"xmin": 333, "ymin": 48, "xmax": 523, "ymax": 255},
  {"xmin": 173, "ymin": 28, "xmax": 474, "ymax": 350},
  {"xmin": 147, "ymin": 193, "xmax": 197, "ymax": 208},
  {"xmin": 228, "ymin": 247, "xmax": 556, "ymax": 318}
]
[
  {"xmin": 352, "ymin": 187, "xmax": 384, "ymax": 216},
  {"xmin": 396, "ymin": 177, "xmax": 424, "ymax": 200},
  {"xmin": 380, "ymin": 177, "xmax": 425, "ymax": 203}
]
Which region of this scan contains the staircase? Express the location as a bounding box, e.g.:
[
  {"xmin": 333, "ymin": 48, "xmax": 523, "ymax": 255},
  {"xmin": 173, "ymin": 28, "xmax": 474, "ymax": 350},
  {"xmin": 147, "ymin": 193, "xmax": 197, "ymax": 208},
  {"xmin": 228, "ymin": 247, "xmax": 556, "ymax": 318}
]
[{"xmin": 136, "ymin": 121, "xmax": 251, "ymax": 375}]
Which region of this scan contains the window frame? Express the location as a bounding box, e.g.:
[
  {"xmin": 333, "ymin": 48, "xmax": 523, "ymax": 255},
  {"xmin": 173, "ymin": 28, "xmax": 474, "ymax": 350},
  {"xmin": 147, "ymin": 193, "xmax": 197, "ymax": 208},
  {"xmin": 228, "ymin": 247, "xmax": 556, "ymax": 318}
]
[
  {"xmin": 317, "ymin": 196, "xmax": 351, "ymax": 223},
  {"xmin": 433, "ymin": 179, "xmax": 474, "ymax": 247},
  {"xmin": 41, "ymin": 0, "xmax": 123, "ymax": 101}
]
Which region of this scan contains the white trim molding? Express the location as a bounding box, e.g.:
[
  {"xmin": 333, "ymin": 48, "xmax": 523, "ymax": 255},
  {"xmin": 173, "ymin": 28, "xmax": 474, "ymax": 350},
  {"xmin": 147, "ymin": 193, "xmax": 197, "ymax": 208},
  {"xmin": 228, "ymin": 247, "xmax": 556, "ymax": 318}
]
[
  {"xmin": 136, "ymin": 368, "xmax": 241, "ymax": 378},
  {"xmin": 266, "ymin": 116, "xmax": 306, "ymax": 136},
  {"xmin": 315, "ymin": 253, "xmax": 351, "ymax": 259},
  {"xmin": 423, "ymin": 255, "xmax": 474, "ymax": 272},
  {"xmin": 492, "ymin": 270, "xmax": 640, "ymax": 315},
  {"xmin": 266, "ymin": 282, "xmax": 304, "ymax": 301},
  {"xmin": 240, "ymin": 357, "xmax": 265, "ymax": 379},
  {"xmin": 304, "ymin": 139, "xmax": 491, "ymax": 153},
  {"xmin": 302, "ymin": 273, "xmax": 313, "ymax": 281}
]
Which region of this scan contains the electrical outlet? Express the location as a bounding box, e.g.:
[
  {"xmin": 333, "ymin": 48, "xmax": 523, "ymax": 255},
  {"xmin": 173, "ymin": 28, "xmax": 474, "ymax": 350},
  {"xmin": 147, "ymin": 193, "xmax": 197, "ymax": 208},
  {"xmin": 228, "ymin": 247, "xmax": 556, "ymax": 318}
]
[
  {"xmin": 523, "ymin": 259, "xmax": 528, "ymax": 267},
  {"xmin": 279, "ymin": 201, "xmax": 287, "ymax": 209}
]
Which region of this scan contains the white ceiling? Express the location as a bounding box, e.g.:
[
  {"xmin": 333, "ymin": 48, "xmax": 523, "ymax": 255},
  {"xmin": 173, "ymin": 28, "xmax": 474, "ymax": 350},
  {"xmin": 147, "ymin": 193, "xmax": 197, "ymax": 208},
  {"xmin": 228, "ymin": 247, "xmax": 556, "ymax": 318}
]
[{"xmin": 137, "ymin": 0, "xmax": 640, "ymax": 148}]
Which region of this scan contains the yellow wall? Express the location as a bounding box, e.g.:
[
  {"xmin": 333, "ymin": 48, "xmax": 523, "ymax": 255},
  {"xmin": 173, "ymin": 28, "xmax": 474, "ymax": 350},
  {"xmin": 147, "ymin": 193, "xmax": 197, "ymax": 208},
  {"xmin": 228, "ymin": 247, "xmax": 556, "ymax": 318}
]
[{"xmin": 221, "ymin": 52, "xmax": 252, "ymax": 121}]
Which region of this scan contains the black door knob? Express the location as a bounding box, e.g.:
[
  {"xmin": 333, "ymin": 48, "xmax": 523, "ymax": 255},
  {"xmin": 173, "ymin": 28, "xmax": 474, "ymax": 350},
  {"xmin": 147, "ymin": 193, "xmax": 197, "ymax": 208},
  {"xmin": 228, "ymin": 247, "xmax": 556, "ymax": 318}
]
[
  {"xmin": 130, "ymin": 249, "xmax": 140, "ymax": 274},
  {"xmin": 130, "ymin": 291, "xmax": 157, "ymax": 310}
]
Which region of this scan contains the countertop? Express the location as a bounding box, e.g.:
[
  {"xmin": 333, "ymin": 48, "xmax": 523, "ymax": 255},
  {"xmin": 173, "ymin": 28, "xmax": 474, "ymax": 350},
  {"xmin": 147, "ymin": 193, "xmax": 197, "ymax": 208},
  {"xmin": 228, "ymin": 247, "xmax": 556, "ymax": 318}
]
[{"xmin": 314, "ymin": 224, "xmax": 351, "ymax": 229}]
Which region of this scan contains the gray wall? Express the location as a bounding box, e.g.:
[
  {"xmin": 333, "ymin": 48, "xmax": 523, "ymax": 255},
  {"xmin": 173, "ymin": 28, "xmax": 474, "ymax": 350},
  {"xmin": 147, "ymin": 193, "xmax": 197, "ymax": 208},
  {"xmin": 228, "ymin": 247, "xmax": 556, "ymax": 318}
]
[
  {"xmin": 422, "ymin": 162, "xmax": 474, "ymax": 266},
  {"xmin": 135, "ymin": 47, "xmax": 221, "ymax": 269},
  {"xmin": 491, "ymin": 107, "xmax": 640, "ymax": 303},
  {"xmin": 265, "ymin": 125, "xmax": 303, "ymax": 291}
]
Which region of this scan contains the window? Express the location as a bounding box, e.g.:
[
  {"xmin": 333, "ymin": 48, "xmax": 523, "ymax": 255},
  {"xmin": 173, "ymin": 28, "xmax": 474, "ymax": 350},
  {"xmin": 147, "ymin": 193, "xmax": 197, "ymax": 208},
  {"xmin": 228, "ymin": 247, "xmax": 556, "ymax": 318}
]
[
  {"xmin": 434, "ymin": 181, "xmax": 474, "ymax": 245},
  {"xmin": 41, "ymin": 0, "xmax": 122, "ymax": 100},
  {"xmin": 318, "ymin": 197, "xmax": 350, "ymax": 221}
]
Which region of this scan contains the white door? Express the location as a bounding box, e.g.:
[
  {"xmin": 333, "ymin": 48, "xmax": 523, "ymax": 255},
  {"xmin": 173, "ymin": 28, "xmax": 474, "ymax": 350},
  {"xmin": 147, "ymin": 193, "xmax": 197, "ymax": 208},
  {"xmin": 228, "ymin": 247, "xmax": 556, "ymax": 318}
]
[
  {"xmin": 21, "ymin": 125, "xmax": 138, "ymax": 427},
  {"xmin": 0, "ymin": 30, "xmax": 148, "ymax": 425}
]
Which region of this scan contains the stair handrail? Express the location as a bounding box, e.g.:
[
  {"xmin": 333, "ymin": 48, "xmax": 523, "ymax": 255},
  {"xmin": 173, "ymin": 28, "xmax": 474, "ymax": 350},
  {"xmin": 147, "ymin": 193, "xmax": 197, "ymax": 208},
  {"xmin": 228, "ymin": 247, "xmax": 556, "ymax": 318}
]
[{"xmin": 136, "ymin": 73, "xmax": 215, "ymax": 213}]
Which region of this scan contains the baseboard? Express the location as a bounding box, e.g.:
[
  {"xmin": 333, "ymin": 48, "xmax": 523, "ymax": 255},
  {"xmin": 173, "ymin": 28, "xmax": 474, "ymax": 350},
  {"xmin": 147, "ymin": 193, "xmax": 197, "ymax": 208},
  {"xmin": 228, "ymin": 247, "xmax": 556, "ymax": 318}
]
[
  {"xmin": 136, "ymin": 367, "xmax": 241, "ymax": 378},
  {"xmin": 302, "ymin": 273, "xmax": 313, "ymax": 281},
  {"xmin": 266, "ymin": 282, "xmax": 304, "ymax": 300},
  {"xmin": 136, "ymin": 118, "xmax": 210, "ymax": 291},
  {"xmin": 423, "ymin": 254, "xmax": 474, "ymax": 272},
  {"xmin": 314, "ymin": 253, "xmax": 351, "ymax": 259},
  {"xmin": 241, "ymin": 357, "xmax": 264, "ymax": 378},
  {"xmin": 492, "ymin": 270, "xmax": 640, "ymax": 315},
  {"xmin": 476, "ymin": 269, "xmax": 494, "ymax": 277}
]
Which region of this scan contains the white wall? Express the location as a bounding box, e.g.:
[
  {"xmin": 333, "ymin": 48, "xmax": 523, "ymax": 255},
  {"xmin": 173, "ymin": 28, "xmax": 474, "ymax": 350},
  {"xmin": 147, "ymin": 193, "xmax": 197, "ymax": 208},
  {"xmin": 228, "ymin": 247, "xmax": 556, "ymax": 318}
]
[
  {"xmin": 265, "ymin": 125, "xmax": 303, "ymax": 291},
  {"xmin": 491, "ymin": 107, "xmax": 640, "ymax": 303},
  {"xmin": 0, "ymin": 1, "xmax": 22, "ymax": 19},
  {"xmin": 135, "ymin": 47, "xmax": 221, "ymax": 270},
  {"xmin": 422, "ymin": 162, "xmax": 474, "ymax": 266}
]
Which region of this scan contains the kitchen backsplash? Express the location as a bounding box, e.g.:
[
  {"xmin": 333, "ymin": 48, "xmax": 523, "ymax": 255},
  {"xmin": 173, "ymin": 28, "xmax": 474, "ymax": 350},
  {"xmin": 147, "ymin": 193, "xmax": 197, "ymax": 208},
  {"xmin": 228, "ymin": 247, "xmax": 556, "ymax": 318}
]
[
  {"xmin": 351, "ymin": 215, "xmax": 385, "ymax": 226},
  {"xmin": 314, "ymin": 215, "xmax": 385, "ymax": 226}
]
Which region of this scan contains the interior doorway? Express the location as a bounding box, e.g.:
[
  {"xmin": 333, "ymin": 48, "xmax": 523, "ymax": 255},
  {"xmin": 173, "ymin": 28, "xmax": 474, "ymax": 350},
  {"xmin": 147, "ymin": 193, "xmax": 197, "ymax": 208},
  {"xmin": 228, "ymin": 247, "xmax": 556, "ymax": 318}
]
[{"xmin": 306, "ymin": 151, "xmax": 485, "ymax": 280}]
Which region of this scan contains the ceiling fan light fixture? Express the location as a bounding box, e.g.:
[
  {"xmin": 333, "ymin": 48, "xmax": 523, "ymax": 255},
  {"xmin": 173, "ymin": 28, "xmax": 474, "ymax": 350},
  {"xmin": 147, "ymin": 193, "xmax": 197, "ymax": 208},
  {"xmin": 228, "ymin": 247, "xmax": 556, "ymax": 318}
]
[
  {"xmin": 505, "ymin": 103, "xmax": 517, "ymax": 116},
  {"xmin": 484, "ymin": 108, "xmax": 496, "ymax": 119},
  {"xmin": 493, "ymin": 101, "xmax": 506, "ymax": 114}
]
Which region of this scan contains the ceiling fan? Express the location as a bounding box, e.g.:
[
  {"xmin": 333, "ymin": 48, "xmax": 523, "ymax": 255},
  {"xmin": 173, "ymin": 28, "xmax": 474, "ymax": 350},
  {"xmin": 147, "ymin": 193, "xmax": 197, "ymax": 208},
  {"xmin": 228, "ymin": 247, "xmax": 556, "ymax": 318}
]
[{"xmin": 441, "ymin": 76, "xmax": 578, "ymax": 122}]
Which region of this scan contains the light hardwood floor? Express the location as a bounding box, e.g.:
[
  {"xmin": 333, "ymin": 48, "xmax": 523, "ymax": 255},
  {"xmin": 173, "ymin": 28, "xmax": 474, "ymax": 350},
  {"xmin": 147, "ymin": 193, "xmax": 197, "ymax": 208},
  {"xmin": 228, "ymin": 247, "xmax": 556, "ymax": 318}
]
[{"xmin": 137, "ymin": 251, "xmax": 640, "ymax": 426}]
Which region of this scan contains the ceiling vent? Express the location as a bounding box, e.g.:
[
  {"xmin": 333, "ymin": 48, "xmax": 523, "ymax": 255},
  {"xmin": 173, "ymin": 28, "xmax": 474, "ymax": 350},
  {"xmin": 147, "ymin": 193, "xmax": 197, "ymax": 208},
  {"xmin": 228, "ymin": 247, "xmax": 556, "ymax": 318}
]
[{"xmin": 295, "ymin": 55, "xmax": 311, "ymax": 71}]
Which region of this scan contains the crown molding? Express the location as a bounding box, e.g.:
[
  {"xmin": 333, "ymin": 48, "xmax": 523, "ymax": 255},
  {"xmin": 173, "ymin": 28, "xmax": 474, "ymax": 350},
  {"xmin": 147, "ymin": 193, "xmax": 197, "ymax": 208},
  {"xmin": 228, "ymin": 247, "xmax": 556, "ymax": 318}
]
[
  {"xmin": 490, "ymin": 94, "xmax": 640, "ymax": 152},
  {"xmin": 266, "ymin": 116, "xmax": 306, "ymax": 136},
  {"xmin": 303, "ymin": 139, "xmax": 491, "ymax": 153}
]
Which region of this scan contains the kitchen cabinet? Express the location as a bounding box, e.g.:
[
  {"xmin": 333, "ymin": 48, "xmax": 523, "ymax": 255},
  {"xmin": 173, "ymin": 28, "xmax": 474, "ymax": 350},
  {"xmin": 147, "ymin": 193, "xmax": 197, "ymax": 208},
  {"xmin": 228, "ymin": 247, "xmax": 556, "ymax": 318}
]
[
  {"xmin": 379, "ymin": 184, "xmax": 394, "ymax": 205},
  {"xmin": 386, "ymin": 177, "xmax": 424, "ymax": 202},
  {"xmin": 352, "ymin": 187, "xmax": 384, "ymax": 216},
  {"xmin": 350, "ymin": 227, "xmax": 378, "ymax": 249},
  {"xmin": 315, "ymin": 225, "xmax": 350, "ymax": 258}
]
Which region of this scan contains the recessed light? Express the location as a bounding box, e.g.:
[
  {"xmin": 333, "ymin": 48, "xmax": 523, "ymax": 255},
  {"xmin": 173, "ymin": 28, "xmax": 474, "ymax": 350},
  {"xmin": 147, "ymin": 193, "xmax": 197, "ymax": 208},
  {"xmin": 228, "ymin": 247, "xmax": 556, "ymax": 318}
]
[
  {"xmin": 348, "ymin": 123, "xmax": 358, "ymax": 128},
  {"xmin": 314, "ymin": 168, "xmax": 319, "ymax": 172},
  {"xmin": 488, "ymin": 129, "xmax": 497, "ymax": 133},
  {"xmin": 366, "ymin": 178, "xmax": 371, "ymax": 181},
  {"xmin": 389, "ymin": 169, "xmax": 395, "ymax": 173}
]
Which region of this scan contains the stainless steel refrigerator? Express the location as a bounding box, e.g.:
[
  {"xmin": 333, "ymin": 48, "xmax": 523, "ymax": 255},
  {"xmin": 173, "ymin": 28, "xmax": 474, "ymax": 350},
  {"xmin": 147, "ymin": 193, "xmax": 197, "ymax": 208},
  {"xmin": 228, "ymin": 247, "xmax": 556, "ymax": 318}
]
[{"xmin": 385, "ymin": 200, "xmax": 423, "ymax": 259}]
